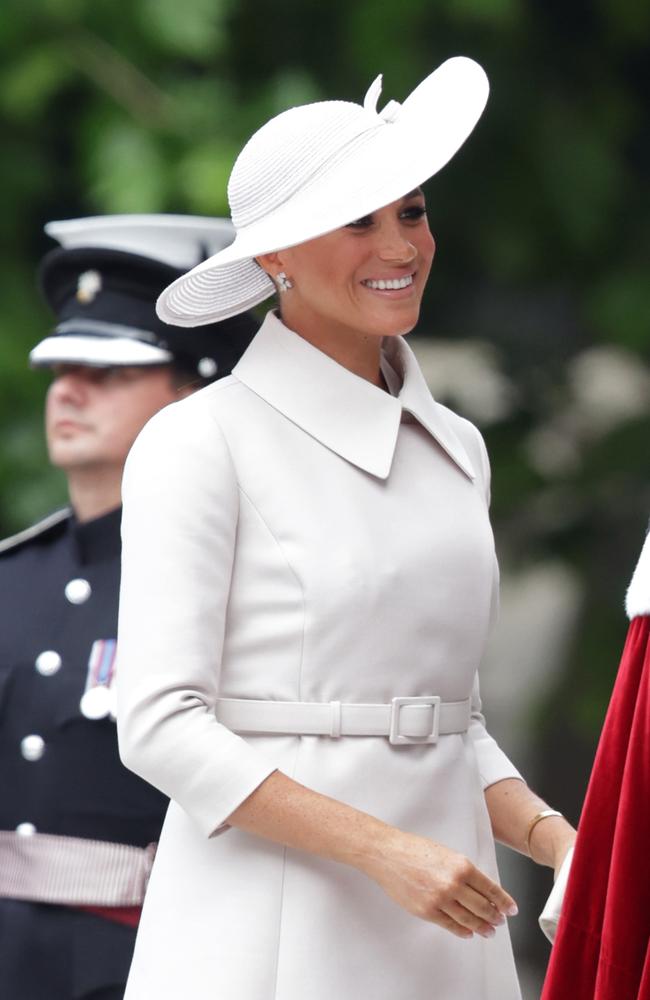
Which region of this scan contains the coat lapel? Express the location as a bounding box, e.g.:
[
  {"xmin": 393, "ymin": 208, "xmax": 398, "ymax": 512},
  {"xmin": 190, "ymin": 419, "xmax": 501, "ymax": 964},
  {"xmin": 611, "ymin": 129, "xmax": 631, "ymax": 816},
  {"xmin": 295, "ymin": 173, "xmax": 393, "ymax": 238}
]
[
  {"xmin": 383, "ymin": 336, "xmax": 476, "ymax": 480},
  {"xmin": 234, "ymin": 311, "xmax": 475, "ymax": 482}
]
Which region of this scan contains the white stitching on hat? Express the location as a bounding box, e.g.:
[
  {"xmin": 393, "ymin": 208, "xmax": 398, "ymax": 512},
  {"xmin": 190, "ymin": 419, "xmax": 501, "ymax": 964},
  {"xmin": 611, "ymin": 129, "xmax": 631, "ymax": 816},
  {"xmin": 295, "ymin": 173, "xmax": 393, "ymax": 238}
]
[{"xmin": 228, "ymin": 103, "xmax": 385, "ymax": 229}]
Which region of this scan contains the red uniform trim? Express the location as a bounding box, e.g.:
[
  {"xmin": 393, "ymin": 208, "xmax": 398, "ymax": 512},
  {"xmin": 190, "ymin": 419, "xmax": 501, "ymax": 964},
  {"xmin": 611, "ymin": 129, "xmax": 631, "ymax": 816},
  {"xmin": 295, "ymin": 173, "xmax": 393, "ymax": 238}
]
[{"xmin": 78, "ymin": 904, "xmax": 141, "ymax": 927}]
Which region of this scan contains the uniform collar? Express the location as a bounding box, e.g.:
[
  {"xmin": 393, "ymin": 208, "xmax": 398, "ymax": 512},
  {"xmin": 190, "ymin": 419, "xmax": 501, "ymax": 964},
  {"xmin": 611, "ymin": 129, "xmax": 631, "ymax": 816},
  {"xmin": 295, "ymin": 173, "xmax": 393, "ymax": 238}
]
[
  {"xmin": 233, "ymin": 311, "xmax": 475, "ymax": 481},
  {"xmin": 71, "ymin": 506, "xmax": 122, "ymax": 564}
]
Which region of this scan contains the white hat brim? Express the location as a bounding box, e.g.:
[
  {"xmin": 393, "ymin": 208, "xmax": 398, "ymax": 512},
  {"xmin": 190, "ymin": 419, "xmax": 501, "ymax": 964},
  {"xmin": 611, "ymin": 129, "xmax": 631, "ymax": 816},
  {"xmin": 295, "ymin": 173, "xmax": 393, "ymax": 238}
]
[
  {"xmin": 157, "ymin": 56, "xmax": 489, "ymax": 327},
  {"xmin": 29, "ymin": 335, "xmax": 173, "ymax": 368},
  {"xmin": 45, "ymin": 215, "xmax": 235, "ymax": 270}
]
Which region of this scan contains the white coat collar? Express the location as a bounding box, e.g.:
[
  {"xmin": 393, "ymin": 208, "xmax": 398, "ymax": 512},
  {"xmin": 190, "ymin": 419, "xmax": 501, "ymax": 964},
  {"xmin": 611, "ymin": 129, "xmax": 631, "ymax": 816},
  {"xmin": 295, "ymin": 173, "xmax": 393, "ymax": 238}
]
[
  {"xmin": 233, "ymin": 311, "xmax": 475, "ymax": 481},
  {"xmin": 626, "ymin": 527, "xmax": 650, "ymax": 619}
]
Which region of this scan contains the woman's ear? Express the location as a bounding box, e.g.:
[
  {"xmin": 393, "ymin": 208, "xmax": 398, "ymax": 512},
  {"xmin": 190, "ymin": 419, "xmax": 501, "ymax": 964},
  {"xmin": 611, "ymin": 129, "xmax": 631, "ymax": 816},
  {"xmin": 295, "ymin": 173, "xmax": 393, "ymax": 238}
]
[
  {"xmin": 256, "ymin": 251, "xmax": 294, "ymax": 297},
  {"xmin": 255, "ymin": 251, "xmax": 283, "ymax": 276}
]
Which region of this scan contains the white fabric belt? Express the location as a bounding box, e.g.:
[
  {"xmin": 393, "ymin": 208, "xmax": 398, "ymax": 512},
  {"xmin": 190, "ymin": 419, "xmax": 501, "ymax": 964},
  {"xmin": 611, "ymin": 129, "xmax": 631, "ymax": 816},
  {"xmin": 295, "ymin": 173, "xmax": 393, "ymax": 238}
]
[
  {"xmin": 216, "ymin": 695, "xmax": 471, "ymax": 745},
  {"xmin": 0, "ymin": 831, "xmax": 156, "ymax": 907}
]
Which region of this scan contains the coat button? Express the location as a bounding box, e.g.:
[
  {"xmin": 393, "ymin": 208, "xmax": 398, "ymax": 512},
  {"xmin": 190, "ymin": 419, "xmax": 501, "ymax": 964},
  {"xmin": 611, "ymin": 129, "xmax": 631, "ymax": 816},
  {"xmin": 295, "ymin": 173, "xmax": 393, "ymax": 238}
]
[
  {"xmin": 65, "ymin": 578, "xmax": 92, "ymax": 604},
  {"xmin": 16, "ymin": 822, "xmax": 37, "ymax": 837},
  {"xmin": 35, "ymin": 650, "xmax": 62, "ymax": 676},
  {"xmin": 20, "ymin": 735, "xmax": 45, "ymax": 762}
]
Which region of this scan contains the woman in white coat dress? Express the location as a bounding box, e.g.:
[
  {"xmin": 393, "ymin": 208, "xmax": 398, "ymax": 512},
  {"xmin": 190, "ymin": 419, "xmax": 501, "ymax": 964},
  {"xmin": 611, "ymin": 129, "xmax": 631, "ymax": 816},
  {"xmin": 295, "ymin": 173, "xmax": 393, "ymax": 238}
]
[{"xmin": 116, "ymin": 57, "xmax": 576, "ymax": 1000}]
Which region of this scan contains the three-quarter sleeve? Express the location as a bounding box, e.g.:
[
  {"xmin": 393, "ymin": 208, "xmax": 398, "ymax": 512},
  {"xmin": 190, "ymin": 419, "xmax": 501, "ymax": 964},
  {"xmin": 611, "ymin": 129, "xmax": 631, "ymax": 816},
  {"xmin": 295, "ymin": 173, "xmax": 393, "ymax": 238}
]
[
  {"xmin": 116, "ymin": 396, "xmax": 276, "ymax": 837},
  {"xmin": 466, "ymin": 422, "xmax": 523, "ymax": 788},
  {"xmin": 468, "ymin": 674, "xmax": 523, "ymax": 789}
]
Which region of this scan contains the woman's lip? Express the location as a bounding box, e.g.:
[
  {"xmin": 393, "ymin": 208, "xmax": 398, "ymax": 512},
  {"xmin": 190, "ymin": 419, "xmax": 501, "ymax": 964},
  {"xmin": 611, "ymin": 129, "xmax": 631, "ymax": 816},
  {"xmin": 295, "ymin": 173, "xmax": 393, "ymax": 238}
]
[{"xmin": 360, "ymin": 272, "xmax": 417, "ymax": 297}]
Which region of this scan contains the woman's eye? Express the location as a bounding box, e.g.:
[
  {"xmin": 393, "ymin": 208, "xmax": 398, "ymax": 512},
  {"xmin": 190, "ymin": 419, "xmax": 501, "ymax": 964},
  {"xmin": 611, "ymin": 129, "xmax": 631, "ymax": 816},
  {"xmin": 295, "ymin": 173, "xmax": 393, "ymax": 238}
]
[
  {"xmin": 401, "ymin": 205, "xmax": 427, "ymax": 222},
  {"xmin": 346, "ymin": 215, "xmax": 373, "ymax": 229}
]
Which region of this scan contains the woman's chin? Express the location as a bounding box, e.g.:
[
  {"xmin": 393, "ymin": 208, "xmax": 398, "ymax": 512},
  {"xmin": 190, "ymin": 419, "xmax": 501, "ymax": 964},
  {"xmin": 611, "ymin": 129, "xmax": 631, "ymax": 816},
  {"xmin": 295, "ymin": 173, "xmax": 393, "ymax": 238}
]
[{"xmin": 374, "ymin": 308, "xmax": 421, "ymax": 339}]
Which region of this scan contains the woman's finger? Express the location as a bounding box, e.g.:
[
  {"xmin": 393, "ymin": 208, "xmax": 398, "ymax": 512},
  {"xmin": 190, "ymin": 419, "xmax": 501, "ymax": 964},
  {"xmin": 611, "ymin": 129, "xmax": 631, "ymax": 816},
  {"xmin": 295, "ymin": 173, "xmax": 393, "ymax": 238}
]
[
  {"xmin": 441, "ymin": 899, "xmax": 500, "ymax": 938},
  {"xmin": 431, "ymin": 910, "xmax": 474, "ymax": 939},
  {"xmin": 465, "ymin": 867, "xmax": 518, "ymax": 916},
  {"xmin": 456, "ymin": 884, "xmax": 507, "ymax": 927}
]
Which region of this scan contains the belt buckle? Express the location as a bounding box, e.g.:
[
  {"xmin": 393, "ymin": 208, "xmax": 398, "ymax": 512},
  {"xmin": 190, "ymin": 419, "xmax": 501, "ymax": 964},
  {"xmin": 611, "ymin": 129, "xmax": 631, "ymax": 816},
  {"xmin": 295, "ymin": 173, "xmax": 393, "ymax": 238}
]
[{"xmin": 389, "ymin": 696, "xmax": 441, "ymax": 745}]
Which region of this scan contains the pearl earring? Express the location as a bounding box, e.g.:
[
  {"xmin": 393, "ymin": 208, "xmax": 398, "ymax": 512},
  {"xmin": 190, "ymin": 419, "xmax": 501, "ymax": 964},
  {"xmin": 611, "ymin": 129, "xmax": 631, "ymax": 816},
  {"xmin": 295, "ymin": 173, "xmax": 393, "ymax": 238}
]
[{"xmin": 276, "ymin": 271, "xmax": 293, "ymax": 293}]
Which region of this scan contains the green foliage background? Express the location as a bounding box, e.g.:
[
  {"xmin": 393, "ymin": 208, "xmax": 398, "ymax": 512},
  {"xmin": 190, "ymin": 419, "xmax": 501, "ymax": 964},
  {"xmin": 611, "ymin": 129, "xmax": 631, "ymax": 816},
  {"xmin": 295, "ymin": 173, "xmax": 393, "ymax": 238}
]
[{"xmin": 0, "ymin": 0, "xmax": 648, "ymax": 982}]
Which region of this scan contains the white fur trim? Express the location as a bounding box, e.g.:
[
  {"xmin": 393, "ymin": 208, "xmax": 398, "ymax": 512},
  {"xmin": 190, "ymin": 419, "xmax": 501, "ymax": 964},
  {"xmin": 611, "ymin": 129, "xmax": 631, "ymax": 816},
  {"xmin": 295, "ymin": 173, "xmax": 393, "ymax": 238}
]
[{"xmin": 625, "ymin": 526, "xmax": 650, "ymax": 619}]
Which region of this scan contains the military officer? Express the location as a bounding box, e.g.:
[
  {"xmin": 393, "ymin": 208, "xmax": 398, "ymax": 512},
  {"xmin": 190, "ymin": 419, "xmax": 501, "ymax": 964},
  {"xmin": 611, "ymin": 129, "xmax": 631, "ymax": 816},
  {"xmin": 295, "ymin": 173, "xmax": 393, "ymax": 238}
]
[{"xmin": 0, "ymin": 215, "xmax": 257, "ymax": 1000}]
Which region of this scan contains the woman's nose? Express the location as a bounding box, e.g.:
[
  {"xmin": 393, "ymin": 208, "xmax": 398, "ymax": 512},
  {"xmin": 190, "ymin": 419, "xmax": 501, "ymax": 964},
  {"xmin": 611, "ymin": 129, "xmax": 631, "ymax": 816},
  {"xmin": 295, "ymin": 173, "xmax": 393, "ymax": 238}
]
[{"xmin": 376, "ymin": 225, "xmax": 417, "ymax": 263}]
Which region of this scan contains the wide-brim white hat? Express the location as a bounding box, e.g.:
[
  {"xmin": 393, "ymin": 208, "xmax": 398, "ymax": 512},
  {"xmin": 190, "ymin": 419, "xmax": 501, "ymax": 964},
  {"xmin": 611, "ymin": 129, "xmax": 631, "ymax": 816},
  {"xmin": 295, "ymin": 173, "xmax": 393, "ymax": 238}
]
[{"xmin": 157, "ymin": 56, "xmax": 489, "ymax": 327}]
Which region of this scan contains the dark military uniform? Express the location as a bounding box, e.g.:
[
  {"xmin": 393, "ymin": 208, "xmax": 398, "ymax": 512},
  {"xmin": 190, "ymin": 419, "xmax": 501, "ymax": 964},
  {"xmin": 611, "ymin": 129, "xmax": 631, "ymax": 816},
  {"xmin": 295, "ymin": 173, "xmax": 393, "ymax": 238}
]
[
  {"xmin": 0, "ymin": 508, "xmax": 166, "ymax": 998},
  {"xmin": 0, "ymin": 215, "xmax": 258, "ymax": 999}
]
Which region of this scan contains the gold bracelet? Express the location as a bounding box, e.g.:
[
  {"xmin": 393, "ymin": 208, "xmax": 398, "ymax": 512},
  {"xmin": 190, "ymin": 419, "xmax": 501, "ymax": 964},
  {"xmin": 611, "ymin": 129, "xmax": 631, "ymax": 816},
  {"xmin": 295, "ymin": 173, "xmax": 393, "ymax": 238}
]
[{"xmin": 525, "ymin": 809, "xmax": 563, "ymax": 855}]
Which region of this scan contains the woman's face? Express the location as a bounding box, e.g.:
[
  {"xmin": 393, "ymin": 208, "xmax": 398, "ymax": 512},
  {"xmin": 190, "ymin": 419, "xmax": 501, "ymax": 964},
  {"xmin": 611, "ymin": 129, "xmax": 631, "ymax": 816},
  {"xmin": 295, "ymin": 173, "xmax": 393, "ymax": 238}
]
[{"xmin": 265, "ymin": 189, "xmax": 435, "ymax": 343}]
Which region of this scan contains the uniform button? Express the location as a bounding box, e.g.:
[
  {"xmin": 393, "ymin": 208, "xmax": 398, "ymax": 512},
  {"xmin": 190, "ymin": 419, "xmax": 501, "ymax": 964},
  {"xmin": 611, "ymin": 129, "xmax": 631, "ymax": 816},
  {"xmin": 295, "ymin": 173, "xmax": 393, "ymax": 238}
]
[
  {"xmin": 65, "ymin": 578, "xmax": 92, "ymax": 604},
  {"xmin": 79, "ymin": 685, "xmax": 112, "ymax": 720},
  {"xmin": 35, "ymin": 650, "xmax": 62, "ymax": 676},
  {"xmin": 16, "ymin": 822, "xmax": 37, "ymax": 837},
  {"xmin": 198, "ymin": 357, "xmax": 218, "ymax": 379},
  {"xmin": 20, "ymin": 735, "xmax": 45, "ymax": 762}
]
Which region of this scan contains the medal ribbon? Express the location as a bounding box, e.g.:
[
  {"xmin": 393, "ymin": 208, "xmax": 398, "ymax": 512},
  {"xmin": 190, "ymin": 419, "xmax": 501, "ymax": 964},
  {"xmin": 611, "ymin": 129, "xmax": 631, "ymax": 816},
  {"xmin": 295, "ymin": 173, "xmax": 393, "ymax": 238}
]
[{"xmin": 85, "ymin": 639, "xmax": 117, "ymax": 692}]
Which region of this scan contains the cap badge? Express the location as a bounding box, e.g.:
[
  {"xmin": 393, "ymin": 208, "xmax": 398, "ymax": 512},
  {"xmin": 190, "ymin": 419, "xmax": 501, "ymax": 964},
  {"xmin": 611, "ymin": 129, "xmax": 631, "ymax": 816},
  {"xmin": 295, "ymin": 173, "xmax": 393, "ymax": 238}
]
[{"xmin": 76, "ymin": 270, "xmax": 102, "ymax": 304}]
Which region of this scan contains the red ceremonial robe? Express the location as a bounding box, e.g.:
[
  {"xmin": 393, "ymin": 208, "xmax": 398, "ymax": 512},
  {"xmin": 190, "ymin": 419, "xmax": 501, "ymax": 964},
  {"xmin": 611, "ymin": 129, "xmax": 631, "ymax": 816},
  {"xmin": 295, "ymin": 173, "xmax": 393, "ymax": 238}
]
[{"xmin": 541, "ymin": 533, "xmax": 650, "ymax": 1000}]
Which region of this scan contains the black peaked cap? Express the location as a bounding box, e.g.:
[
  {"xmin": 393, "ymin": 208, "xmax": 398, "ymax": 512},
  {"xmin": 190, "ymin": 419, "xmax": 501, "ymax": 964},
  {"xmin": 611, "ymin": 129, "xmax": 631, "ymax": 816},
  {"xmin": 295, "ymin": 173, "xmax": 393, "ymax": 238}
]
[{"xmin": 37, "ymin": 246, "xmax": 258, "ymax": 381}]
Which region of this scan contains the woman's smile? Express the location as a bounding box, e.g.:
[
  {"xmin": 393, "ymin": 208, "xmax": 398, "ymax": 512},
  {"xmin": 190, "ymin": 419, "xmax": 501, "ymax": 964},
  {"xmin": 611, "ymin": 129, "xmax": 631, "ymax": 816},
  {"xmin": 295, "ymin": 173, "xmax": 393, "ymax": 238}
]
[{"xmin": 361, "ymin": 272, "xmax": 416, "ymax": 294}]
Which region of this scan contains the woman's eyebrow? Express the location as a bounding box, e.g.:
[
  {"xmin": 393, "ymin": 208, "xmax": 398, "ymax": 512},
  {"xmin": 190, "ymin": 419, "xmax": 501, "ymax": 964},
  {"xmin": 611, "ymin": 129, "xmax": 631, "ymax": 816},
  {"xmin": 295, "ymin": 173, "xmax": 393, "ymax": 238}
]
[{"xmin": 402, "ymin": 188, "xmax": 425, "ymax": 201}]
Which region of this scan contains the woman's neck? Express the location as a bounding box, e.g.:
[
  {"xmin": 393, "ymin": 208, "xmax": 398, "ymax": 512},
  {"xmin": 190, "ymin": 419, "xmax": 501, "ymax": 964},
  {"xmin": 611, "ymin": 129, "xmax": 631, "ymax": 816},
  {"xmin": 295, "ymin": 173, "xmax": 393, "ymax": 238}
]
[{"xmin": 277, "ymin": 310, "xmax": 385, "ymax": 387}]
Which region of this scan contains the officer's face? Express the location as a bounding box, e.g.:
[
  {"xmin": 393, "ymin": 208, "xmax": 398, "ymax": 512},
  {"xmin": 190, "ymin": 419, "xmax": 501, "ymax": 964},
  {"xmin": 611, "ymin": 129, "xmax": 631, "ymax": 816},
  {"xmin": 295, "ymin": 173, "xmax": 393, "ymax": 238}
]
[{"xmin": 45, "ymin": 364, "xmax": 181, "ymax": 473}]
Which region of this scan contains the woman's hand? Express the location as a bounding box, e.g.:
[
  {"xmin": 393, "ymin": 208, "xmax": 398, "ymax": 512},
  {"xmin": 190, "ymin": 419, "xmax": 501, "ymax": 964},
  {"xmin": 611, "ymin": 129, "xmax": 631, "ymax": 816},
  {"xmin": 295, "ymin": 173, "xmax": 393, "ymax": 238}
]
[
  {"xmin": 355, "ymin": 829, "xmax": 517, "ymax": 939},
  {"xmin": 229, "ymin": 771, "xmax": 516, "ymax": 938}
]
